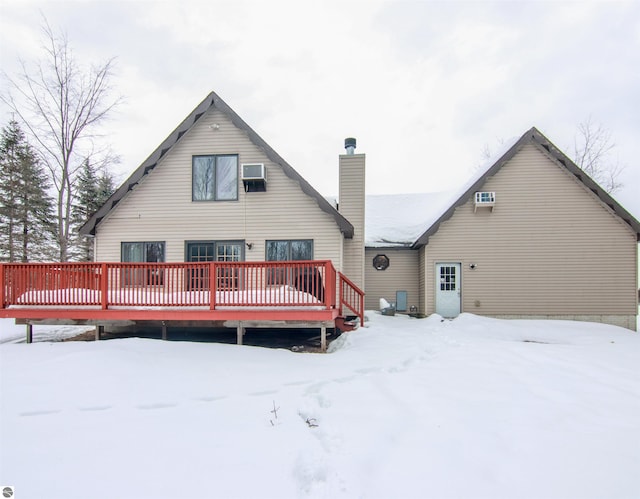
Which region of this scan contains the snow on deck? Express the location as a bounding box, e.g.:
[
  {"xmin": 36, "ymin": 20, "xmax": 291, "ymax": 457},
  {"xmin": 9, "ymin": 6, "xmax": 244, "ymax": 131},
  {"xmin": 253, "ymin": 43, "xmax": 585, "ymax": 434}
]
[{"xmin": 9, "ymin": 285, "xmax": 324, "ymax": 309}]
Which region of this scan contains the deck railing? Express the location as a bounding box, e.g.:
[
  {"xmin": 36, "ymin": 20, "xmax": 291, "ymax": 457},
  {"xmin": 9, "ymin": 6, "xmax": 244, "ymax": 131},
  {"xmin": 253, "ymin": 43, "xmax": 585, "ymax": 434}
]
[
  {"xmin": 0, "ymin": 261, "xmax": 363, "ymax": 315},
  {"xmin": 338, "ymin": 272, "xmax": 365, "ymax": 325}
]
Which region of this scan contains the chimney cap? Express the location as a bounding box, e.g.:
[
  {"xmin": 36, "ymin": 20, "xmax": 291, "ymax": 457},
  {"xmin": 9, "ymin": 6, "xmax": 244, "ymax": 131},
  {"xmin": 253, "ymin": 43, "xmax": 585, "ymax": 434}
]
[
  {"xmin": 344, "ymin": 137, "xmax": 357, "ymax": 149},
  {"xmin": 344, "ymin": 137, "xmax": 357, "ymax": 154}
]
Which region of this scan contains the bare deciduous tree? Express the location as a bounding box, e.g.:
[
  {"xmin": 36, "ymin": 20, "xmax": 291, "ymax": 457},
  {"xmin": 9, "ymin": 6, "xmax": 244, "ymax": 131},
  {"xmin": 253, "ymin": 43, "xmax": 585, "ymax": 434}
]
[
  {"xmin": 1, "ymin": 20, "xmax": 121, "ymax": 261},
  {"xmin": 477, "ymin": 120, "xmax": 625, "ymax": 195},
  {"xmin": 479, "ymin": 137, "xmax": 507, "ymax": 163},
  {"xmin": 573, "ymin": 117, "xmax": 624, "ymax": 194}
]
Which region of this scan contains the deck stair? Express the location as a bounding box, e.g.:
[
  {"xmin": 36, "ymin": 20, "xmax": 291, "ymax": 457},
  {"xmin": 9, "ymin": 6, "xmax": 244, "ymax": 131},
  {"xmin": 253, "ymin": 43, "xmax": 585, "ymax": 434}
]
[{"xmin": 335, "ymin": 315, "xmax": 359, "ymax": 332}]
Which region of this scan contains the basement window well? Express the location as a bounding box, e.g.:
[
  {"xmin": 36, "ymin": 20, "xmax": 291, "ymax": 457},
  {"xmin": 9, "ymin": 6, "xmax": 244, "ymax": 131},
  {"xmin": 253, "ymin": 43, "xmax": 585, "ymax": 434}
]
[{"xmin": 373, "ymin": 254, "xmax": 390, "ymax": 271}]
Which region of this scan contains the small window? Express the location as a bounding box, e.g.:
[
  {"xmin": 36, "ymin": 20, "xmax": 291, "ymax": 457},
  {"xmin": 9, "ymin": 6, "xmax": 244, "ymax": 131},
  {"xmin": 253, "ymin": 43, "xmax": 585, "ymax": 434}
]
[
  {"xmin": 475, "ymin": 192, "xmax": 495, "ymax": 204},
  {"xmin": 474, "ymin": 191, "xmax": 496, "ymax": 212},
  {"xmin": 439, "ymin": 265, "xmax": 456, "ymax": 291},
  {"xmin": 373, "ymin": 254, "xmax": 390, "ymax": 271},
  {"xmin": 192, "ymin": 155, "xmax": 238, "ymax": 201}
]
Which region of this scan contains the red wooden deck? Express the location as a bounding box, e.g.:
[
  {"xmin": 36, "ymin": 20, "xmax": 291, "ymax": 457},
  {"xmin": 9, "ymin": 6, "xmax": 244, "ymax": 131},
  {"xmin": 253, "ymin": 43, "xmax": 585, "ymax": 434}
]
[{"xmin": 0, "ymin": 260, "xmax": 364, "ymax": 327}]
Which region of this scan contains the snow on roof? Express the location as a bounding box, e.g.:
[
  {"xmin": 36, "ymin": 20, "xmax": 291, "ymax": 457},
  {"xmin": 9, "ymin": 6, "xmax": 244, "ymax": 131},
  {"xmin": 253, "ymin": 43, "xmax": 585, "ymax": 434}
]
[
  {"xmin": 364, "ymin": 137, "xmax": 521, "ymax": 248},
  {"xmin": 363, "ymin": 156, "xmax": 497, "ymax": 248},
  {"xmin": 365, "ymin": 191, "xmax": 457, "ymax": 247}
]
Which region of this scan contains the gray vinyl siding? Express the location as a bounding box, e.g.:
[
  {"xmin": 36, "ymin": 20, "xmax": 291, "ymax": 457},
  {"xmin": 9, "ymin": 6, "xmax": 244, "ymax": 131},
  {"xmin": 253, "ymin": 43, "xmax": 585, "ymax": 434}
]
[
  {"xmin": 94, "ymin": 108, "xmax": 343, "ymax": 269},
  {"xmin": 365, "ymin": 248, "xmax": 420, "ymax": 312},
  {"xmin": 339, "ymin": 154, "xmax": 366, "ymax": 289},
  {"xmin": 424, "ymin": 143, "xmax": 638, "ymax": 328}
]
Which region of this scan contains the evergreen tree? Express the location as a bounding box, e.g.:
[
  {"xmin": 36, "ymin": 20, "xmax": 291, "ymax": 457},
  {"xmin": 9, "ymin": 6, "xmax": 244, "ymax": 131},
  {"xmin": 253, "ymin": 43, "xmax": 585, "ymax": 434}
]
[
  {"xmin": 17, "ymin": 142, "xmax": 55, "ymax": 262},
  {"xmin": 96, "ymin": 172, "xmax": 115, "ymax": 207},
  {"xmin": 0, "ymin": 120, "xmax": 55, "ymax": 262},
  {"xmin": 72, "ymin": 160, "xmax": 115, "ymax": 261},
  {"xmin": 0, "ymin": 122, "xmax": 21, "ymax": 261}
]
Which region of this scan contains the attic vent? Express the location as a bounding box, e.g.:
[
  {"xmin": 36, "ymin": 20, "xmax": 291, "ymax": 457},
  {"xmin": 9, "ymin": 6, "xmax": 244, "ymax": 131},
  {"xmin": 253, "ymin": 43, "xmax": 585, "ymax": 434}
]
[
  {"xmin": 474, "ymin": 191, "xmax": 495, "ymax": 212},
  {"xmin": 242, "ymin": 163, "xmax": 266, "ymax": 192}
]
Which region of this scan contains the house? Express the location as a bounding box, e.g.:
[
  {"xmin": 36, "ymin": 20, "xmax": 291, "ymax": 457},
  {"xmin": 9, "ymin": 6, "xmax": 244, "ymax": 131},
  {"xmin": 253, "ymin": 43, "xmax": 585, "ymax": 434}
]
[
  {"xmin": 1, "ymin": 93, "xmax": 638, "ymax": 339},
  {"xmin": 364, "ymin": 128, "xmax": 640, "ymax": 331},
  {"xmin": 0, "ymin": 92, "xmax": 366, "ymax": 348}
]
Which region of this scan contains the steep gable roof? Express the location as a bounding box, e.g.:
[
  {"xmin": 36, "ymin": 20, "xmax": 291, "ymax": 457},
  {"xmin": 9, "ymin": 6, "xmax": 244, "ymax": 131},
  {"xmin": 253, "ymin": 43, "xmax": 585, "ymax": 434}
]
[
  {"xmin": 412, "ymin": 126, "xmax": 640, "ymax": 248},
  {"xmin": 80, "ymin": 92, "xmax": 354, "ymax": 237}
]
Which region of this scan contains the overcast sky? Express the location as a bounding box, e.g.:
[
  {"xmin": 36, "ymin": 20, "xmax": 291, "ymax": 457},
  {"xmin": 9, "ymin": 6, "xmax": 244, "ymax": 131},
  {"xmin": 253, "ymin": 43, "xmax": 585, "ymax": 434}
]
[{"xmin": 1, "ymin": 0, "xmax": 639, "ymax": 218}]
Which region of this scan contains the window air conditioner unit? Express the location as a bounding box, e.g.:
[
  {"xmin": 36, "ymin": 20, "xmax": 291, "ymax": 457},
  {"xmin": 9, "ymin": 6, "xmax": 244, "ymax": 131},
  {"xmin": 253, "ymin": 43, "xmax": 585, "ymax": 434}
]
[
  {"xmin": 242, "ymin": 163, "xmax": 266, "ymax": 192},
  {"xmin": 474, "ymin": 191, "xmax": 495, "ymax": 212}
]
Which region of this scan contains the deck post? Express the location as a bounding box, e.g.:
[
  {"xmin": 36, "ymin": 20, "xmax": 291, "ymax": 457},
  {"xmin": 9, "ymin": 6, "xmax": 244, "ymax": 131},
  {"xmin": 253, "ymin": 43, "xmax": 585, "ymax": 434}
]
[
  {"xmin": 162, "ymin": 321, "xmax": 168, "ymax": 341},
  {"xmin": 325, "ymin": 262, "xmax": 336, "ymax": 310},
  {"xmin": 26, "ymin": 324, "xmax": 33, "ymax": 344},
  {"xmin": 237, "ymin": 322, "xmax": 244, "ymax": 346},
  {"xmin": 209, "ymin": 262, "xmax": 217, "ymax": 310},
  {"xmin": 0, "ymin": 263, "xmax": 5, "ymax": 309},
  {"xmin": 320, "ymin": 326, "xmax": 326, "ymax": 352},
  {"xmin": 100, "ymin": 263, "xmax": 108, "ymax": 310},
  {"xmin": 95, "ymin": 325, "xmax": 104, "ymax": 341}
]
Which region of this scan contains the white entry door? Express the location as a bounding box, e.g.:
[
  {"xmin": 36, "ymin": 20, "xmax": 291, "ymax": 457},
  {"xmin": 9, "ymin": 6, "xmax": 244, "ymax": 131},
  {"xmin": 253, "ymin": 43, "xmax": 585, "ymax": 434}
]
[{"xmin": 435, "ymin": 263, "xmax": 461, "ymax": 318}]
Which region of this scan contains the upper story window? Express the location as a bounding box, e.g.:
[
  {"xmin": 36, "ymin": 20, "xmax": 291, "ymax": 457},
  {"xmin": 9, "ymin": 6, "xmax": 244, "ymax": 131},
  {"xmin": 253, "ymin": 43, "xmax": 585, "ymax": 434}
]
[
  {"xmin": 192, "ymin": 155, "xmax": 238, "ymax": 201},
  {"xmin": 474, "ymin": 191, "xmax": 496, "ymax": 212}
]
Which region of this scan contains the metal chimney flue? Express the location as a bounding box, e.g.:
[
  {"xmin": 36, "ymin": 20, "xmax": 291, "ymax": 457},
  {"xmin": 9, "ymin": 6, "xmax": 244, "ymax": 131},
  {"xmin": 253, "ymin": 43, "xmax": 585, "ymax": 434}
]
[{"xmin": 344, "ymin": 137, "xmax": 356, "ymax": 155}]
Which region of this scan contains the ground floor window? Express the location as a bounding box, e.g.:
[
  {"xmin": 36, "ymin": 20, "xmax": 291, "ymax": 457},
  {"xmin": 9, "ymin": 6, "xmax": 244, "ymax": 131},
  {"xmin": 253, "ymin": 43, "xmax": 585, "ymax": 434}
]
[
  {"xmin": 121, "ymin": 242, "xmax": 165, "ymax": 286},
  {"xmin": 122, "ymin": 241, "xmax": 165, "ymax": 263},
  {"xmin": 186, "ymin": 241, "xmax": 243, "ymax": 263},
  {"xmin": 265, "ymin": 240, "xmax": 313, "ymax": 262},
  {"xmin": 185, "ymin": 241, "xmax": 244, "ymax": 290},
  {"xmin": 265, "ymin": 240, "xmax": 317, "ymax": 291}
]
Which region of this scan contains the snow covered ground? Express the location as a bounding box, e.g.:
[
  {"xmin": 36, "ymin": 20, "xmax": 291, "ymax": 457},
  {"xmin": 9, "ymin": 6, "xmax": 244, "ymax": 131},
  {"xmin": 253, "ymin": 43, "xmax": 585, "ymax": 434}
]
[
  {"xmin": 1, "ymin": 313, "xmax": 639, "ymax": 499},
  {"xmin": 0, "ymin": 318, "xmax": 92, "ymax": 344}
]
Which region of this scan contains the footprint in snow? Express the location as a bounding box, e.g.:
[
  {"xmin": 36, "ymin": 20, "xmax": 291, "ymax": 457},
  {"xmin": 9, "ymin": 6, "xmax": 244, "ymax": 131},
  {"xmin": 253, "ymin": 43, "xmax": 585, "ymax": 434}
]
[
  {"xmin": 355, "ymin": 367, "xmax": 379, "ymax": 375},
  {"xmin": 78, "ymin": 405, "xmax": 112, "ymax": 412},
  {"xmin": 194, "ymin": 396, "xmax": 227, "ymax": 403},
  {"xmin": 284, "ymin": 380, "xmax": 312, "ymax": 386},
  {"xmin": 20, "ymin": 409, "xmax": 62, "ymax": 417},
  {"xmin": 136, "ymin": 403, "xmax": 177, "ymax": 410},
  {"xmin": 248, "ymin": 389, "xmax": 279, "ymax": 396}
]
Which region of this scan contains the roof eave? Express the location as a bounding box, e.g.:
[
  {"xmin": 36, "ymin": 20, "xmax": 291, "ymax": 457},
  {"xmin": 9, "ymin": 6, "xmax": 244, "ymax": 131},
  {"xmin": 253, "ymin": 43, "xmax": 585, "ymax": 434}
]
[
  {"xmin": 531, "ymin": 128, "xmax": 640, "ymax": 240},
  {"xmin": 80, "ymin": 93, "xmax": 216, "ymax": 236},
  {"xmin": 411, "ymin": 128, "xmax": 533, "ymax": 248}
]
